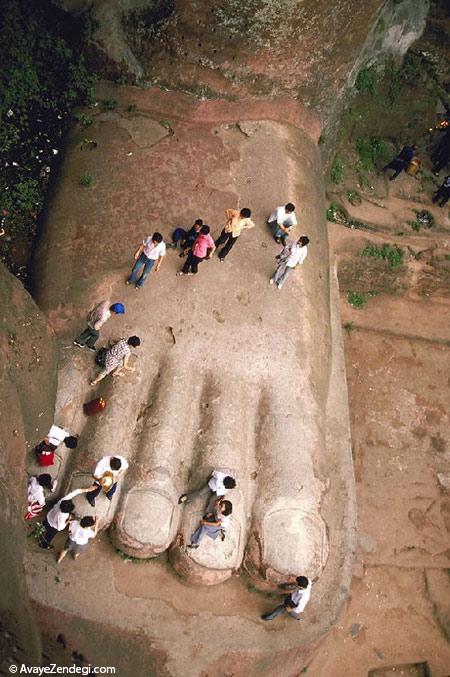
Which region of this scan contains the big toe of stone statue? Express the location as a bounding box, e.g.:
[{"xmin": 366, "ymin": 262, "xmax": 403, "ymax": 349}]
[{"xmin": 32, "ymin": 88, "xmax": 355, "ymax": 605}]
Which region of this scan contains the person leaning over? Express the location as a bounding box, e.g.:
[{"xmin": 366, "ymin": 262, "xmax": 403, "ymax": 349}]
[
  {"xmin": 73, "ymin": 301, "xmax": 125, "ymax": 351},
  {"xmin": 85, "ymin": 454, "xmax": 129, "ymax": 507},
  {"xmin": 25, "ymin": 473, "xmax": 56, "ymax": 521},
  {"xmin": 261, "ymin": 575, "xmax": 312, "ymax": 621},
  {"xmin": 57, "ymin": 515, "xmax": 98, "ymax": 563},
  {"xmin": 215, "ymin": 207, "xmax": 255, "ymax": 261},
  {"xmin": 126, "ymin": 232, "xmax": 166, "ymax": 289},
  {"xmin": 268, "ymin": 203, "xmax": 297, "ymax": 246},
  {"xmin": 39, "ymin": 487, "xmax": 91, "ymax": 549},
  {"xmin": 33, "ymin": 424, "xmax": 78, "ymax": 468},
  {"xmin": 89, "ymin": 335, "xmax": 140, "ymax": 386},
  {"xmin": 178, "ymin": 470, "xmax": 236, "ymax": 506}
]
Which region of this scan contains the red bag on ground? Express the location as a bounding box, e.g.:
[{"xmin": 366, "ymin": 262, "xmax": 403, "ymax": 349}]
[{"xmin": 83, "ymin": 397, "xmax": 106, "ymax": 416}]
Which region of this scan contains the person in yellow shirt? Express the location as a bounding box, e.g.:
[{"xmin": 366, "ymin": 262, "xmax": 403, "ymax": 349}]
[{"xmin": 215, "ymin": 207, "xmax": 255, "ymax": 261}]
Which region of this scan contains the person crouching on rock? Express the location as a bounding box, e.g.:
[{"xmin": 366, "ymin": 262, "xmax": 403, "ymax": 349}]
[
  {"xmin": 261, "ymin": 575, "xmax": 312, "ymax": 621},
  {"xmin": 178, "ymin": 470, "xmax": 236, "ymax": 508},
  {"xmin": 57, "ymin": 515, "xmax": 98, "ymax": 563},
  {"xmin": 187, "ymin": 498, "xmax": 232, "ymax": 549},
  {"xmin": 89, "ymin": 336, "xmax": 140, "ymax": 386},
  {"xmin": 85, "ymin": 455, "xmax": 129, "ymax": 507},
  {"xmin": 34, "ymin": 424, "xmax": 78, "ymax": 467}
]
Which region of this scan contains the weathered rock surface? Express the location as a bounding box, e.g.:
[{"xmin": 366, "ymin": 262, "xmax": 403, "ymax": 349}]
[
  {"xmin": 0, "ymin": 264, "xmax": 58, "ymax": 669},
  {"xmin": 26, "ymin": 85, "xmax": 356, "ymax": 674}
]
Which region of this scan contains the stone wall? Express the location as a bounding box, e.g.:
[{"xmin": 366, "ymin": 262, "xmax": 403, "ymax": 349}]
[{"xmin": 0, "ymin": 264, "xmax": 58, "ymax": 669}]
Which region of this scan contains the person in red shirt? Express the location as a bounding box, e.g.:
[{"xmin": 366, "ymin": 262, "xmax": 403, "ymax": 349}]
[
  {"xmin": 34, "ymin": 426, "xmax": 78, "ymax": 467},
  {"xmin": 177, "ymin": 225, "xmax": 216, "ymax": 276}
]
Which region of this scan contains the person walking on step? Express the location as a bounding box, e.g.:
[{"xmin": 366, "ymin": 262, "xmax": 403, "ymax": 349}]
[
  {"xmin": 383, "ymin": 144, "xmax": 417, "ymax": 181},
  {"xmin": 215, "ymin": 207, "xmax": 255, "ymax": 261},
  {"xmin": 73, "ymin": 301, "xmax": 125, "ymax": 351},
  {"xmin": 177, "ymin": 225, "xmax": 216, "ymax": 275},
  {"xmin": 178, "ymin": 470, "xmax": 236, "ymax": 507},
  {"xmin": 126, "ymin": 232, "xmax": 166, "ymax": 288},
  {"xmin": 270, "ymin": 235, "xmax": 309, "ymax": 290},
  {"xmin": 57, "ymin": 515, "xmax": 98, "ymax": 563},
  {"xmin": 39, "ymin": 486, "xmax": 91, "ymax": 549},
  {"xmin": 268, "ymin": 203, "xmax": 298, "ymax": 246},
  {"xmin": 33, "ymin": 425, "xmax": 78, "ymax": 468},
  {"xmin": 187, "ymin": 498, "xmax": 232, "ymax": 549},
  {"xmin": 89, "ymin": 335, "xmax": 140, "ymax": 386},
  {"xmin": 85, "ymin": 455, "xmax": 129, "ymax": 507},
  {"xmin": 261, "ymin": 575, "xmax": 312, "ymax": 621},
  {"xmin": 432, "ymin": 175, "xmax": 450, "ymax": 207}
]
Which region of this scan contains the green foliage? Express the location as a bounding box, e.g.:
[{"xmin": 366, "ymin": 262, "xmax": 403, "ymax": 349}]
[
  {"xmin": 159, "ymin": 119, "xmax": 174, "ymax": 134},
  {"xmin": 80, "ymin": 173, "xmax": 93, "ymax": 187},
  {"xmin": 347, "ymin": 190, "xmax": 362, "ymax": 206},
  {"xmin": 330, "ymin": 156, "xmax": 344, "ymax": 184},
  {"xmin": 356, "ymin": 137, "xmax": 391, "ymax": 172},
  {"xmin": 327, "ymin": 202, "xmax": 348, "ymax": 224},
  {"xmin": 0, "ymin": 0, "xmax": 96, "ymax": 278},
  {"xmin": 347, "ymin": 290, "xmax": 377, "ymax": 308},
  {"xmin": 407, "ymin": 209, "xmax": 435, "ymax": 232},
  {"xmin": 116, "ymin": 548, "xmax": 150, "ymax": 563},
  {"xmin": 74, "ymin": 112, "xmax": 93, "ymax": 127},
  {"xmin": 347, "ymin": 290, "xmax": 367, "ymax": 308},
  {"xmin": 318, "ymin": 134, "xmax": 326, "ymax": 146},
  {"xmin": 127, "ymin": 103, "xmax": 138, "ymax": 113},
  {"xmin": 343, "ymin": 321, "xmax": 355, "ymax": 332},
  {"xmin": 355, "ymin": 66, "xmax": 379, "ymax": 95},
  {"xmin": 360, "ymin": 243, "xmax": 404, "ymax": 269},
  {"xmin": 101, "ymin": 98, "xmax": 118, "ymax": 111},
  {"xmin": 27, "ymin": 521, "xmax": 45, "ymax": 541}
]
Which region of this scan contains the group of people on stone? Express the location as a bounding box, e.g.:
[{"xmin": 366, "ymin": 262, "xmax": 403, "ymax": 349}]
[
  {"xmin": 123, "ymin": 204, "xmax": 309, "ymax": 291},
  {"xmin": 25, "ymin": 201, "xmax": 312, "ymax": 622}
]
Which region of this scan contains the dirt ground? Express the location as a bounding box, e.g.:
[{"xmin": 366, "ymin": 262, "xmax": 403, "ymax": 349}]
[{"xmin": 306, "ymin": 171, "xmax": 450, "ymax": 676}]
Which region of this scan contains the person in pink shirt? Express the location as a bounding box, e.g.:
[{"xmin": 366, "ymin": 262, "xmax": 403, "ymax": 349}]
[{"xmin": 177, "ymin": 225, "xmax": 216, "ymax": 276}]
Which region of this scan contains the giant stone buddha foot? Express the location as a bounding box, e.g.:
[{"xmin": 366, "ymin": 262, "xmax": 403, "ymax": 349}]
[{"xmin": 29, "ymin": 82, "xmax": 356, "ymax": 674}]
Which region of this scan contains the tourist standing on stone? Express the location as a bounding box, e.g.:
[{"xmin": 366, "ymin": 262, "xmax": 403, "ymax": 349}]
[
  {"xmin": 25, "ymin": 473, "xmax": 56, "ymax": 520},
  {"xmin": 383, "ymin": 144, "xmax": 417, "ymax": 181},
  {"xmin": 57, "ymin": 515, "xmax": 98, "ymax": 563},
  {"xmin": 85, "ymin": 455, "xmax": 129, "ymax": 507},
  {"xmin": 178, "ymin": 470, "xmax": 236, "ymax": 506},
  {"xmin": 126, "ymin": 232, "xmax": 166, "ymax": 288},
  {"xmin": 270, "ymin": 236, "xmax": 309, "ymax": 290},
  {"xmin": 39, "ymin": 487, "xmax": 91, "ymax": 549},
  {"xmin": 215, "ymin": 207, "xmax": 255, "ymax": 261},
  {"xmin": 177, "ymin": 225, "xmax": 216, "ymax": 275},
  {"xmin": 432, "ymin": 175, "xmax": 450, "ymax": 207},
  {"xmin": 34, "ymin": 425, "xmax": 78, "ymax": 467},
  {"xmin": 268, "ymin": 203, "xmax": 297, "ymax": 245},
  {"xmin": 261, "ymin": 575, "xmax": 312, "ymax": 621},
  {"xmin": 187, "ymin": 498, "xmax": 232, "ymax": 549},
  {"xmin": 73, "ymin": 301, "xmax": 125, "ymax": 351},
  {"xmin": 89, "ymin": 336, "xmax": 140, "ymax": 386}
]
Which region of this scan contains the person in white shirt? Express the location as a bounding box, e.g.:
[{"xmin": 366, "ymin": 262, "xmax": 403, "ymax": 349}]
[
  {"xmin": 268, "ymin": 203, "xmax": 298, "ymax": 246},
  {"xmin": 25, "ymin": 474, "xmax": 56, "ymax": 521},
  {"xmin": 57, "ymin": 515, "xmax": 98, "ymax": 563},
  {"xmin": 126, "ymin": 232, "xmax": 166, "ymax": 289},
  {"xmin": 270, "ymin": 235, "xmax": 309, "ymax": 290},
  {"xmin": 178, "ymin": 470, "xmax": 236, "ymax": 507},
  {"xmin": 85, "ymin": 455, "xmax": 129, "ymax": 507},
  {"xmin": 187, "ymin": 498, "xmax": 232, "ymax": 549},
  {"xmin": 261, "ymin": 575, "xmax": 312, "ymax": 621},
  {"xmin": 39, "ymin": 487, "xmax": 90, "ymax": 549}
]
